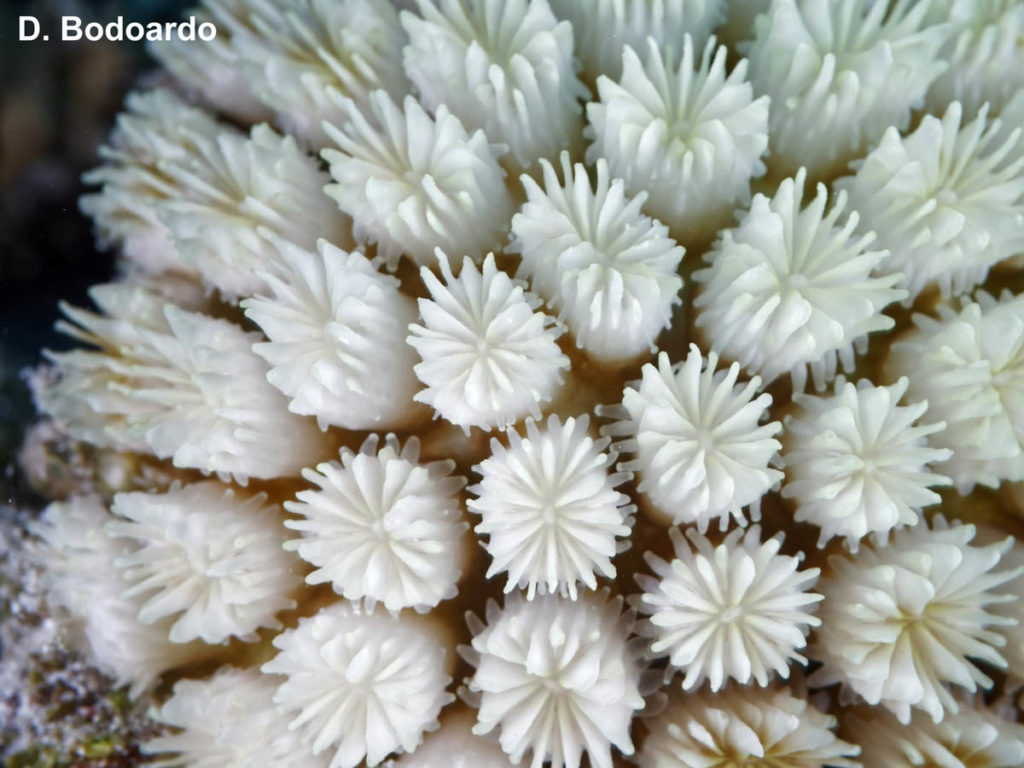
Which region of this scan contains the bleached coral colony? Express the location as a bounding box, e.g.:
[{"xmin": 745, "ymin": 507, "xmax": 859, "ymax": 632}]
[{"xmin": 23, "ymin": 0, "xmax": 1024, "ymax": 766}]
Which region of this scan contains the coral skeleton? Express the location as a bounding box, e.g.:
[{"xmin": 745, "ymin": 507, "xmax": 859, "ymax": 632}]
[
  {"xmin": 22, "ymin": 0, "xmax": 1024, "ymax": 763},
  {"xmin": 262, "ymin": 601, "xmax": 454, "ymax": 768},
  {"xmin": 509, "ymin": 152, "xmax": 684, "ymax": 363},
  {"xmin": 464, "ymin": 590, "xmax": 643, "ymax": 768},
  {"xmin": 606, "ymin": 344, "xmax": 782, "ymax": 531},
  {"xmin": 636, "ymin": 686, "xmax": 861, "ymax": 767},
  {"xmin": 782, "ymin": 377, "xmax": 952, "ymax": 550},
  {"xmin": 635, "ymin": 526, "xmax": 822, "ymax": 692},
  {"xmin": 694, "ymin": 168, "xmax": 906, "ymax": 391},
  {"xmin": 468, "ymin": 413, "xmax": 634, "ymax": 599},
  {"xmin": 586, "ymin": 35, "xmax": 769, "ymax": 240},
  {"xmin": 284, "ymin": 433, "xmax": 467, "ymax": 613},
  {"xmin": 812, "ymin": 518, "xmax": 1021, "ymax": 723}
]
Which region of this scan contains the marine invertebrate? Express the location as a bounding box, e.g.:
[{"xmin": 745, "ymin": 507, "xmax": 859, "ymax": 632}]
[
  {"xmin": 37, "ymin": 281, "xmax": 328, "ymax": 481},
  {"xmin": 284, "ymin": 433, "xmax": 467, "ymax": 612},
  {"xmin": 196, "ymin": 0, "xmax": 409, "ymax": 147},
  {"xmin": 636, "ymin": 687, "xmax": 860, "ymax": 767},
  {"xmin": 585, "ymin": 35, "xmax": 769, "ymax": 239},
  {"xmin": 812, "ymin": 518, "xmax": 1020, "ymax": 723},
  {"xmin": 844, "ymin": 703, "xmax": 1024, "ymax": 768},
  {"xmin": 78, "ymin": 88, "xmax": 224, "ymax": 276},
  {"xmin": 509, "ymin": 152, "xmax": 684, "ymax": 363},
  {"xmin": 885, "ymin": 291, "xmax": 1024, "ymax": 491},
  {"xmin": 262, "ymin": 601, "xmax": 454, "ymax": 768},
  {"xmin": 402, "ymin": 0, "xmax": 588, "ymax": 173},
  {"xmin": 605, "ymin": 344, "xmax": 782, "ymax": 530},
  {"xmin": 781, "ymin": 377, "xmax": 952, "ymax": 549},
  {"xmin": 144, "ymin": 666, "xmax": 325, "ymax": 767},
  {"xmin": 407, "ymin": 252, "xmax": 569, "ymax": 431},
  {"xmin": 468, "ymin": 414, "xmax": 633, "ymax": 599},
  {"xmin": 747, "ymin": 0, "xmax": 949, "ymax": 179},
  {"xmin": 694, "ymin": 168, "xmax": 905, "ymax": 391},
  {"xmin": 106, "ymin": 481, "xmax": 300, "ymax": 644},
  {"xmin": 836, "ymin": 101, "xmax": 1024, "ymax": 300},
  {"xmin": 81, "ymin": 87, "xmax": 346, "ymax": 300},
  {"xmin": 242, "ymin": 236, "xmax": 421, "ymax": 430},
  {"xmin": 30, "ymin": 496, "xmax": 214, "ymax": 696},
  {"xmin": 635, "ymin": 526, "xmax": 822, "ymax": 691},
  {"xmin": 322, "ymin": 91, "xmax": 512, "ymax": 269},
  {"xmin": 926, "ymin": 0, "xmax": 1024, "ymax": 116},
  {"xmin": 550, "ymin": 0, "xmax": 725, "ymax": 81},
  {"xmin": 464, "ymin": 590, "xmax": 643, "ymax": 768},
  {"xmin": 385, "ymin": 709, "xmax": 513, "ymax": 768},
  {"xmin": 23, "ymin": 0, "xmax": 1024, "ymax": 763}
]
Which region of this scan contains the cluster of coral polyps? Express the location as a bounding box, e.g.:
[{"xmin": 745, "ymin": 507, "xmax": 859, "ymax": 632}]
[{"xmin": 23, "ymin": 0, "xmax": 1024, "ymax": 766}]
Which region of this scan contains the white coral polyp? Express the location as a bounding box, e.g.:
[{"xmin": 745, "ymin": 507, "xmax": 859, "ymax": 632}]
[
  {"xmin": 322, "ymin": 91, "xmax": 513, "ymax": 269},
  {"xmin": 402, "ymin": 0, "xmax": 588, "ymax": 174},
  {"xmin": 468, "ymin": 414, "xmax": 634, "ymax": 599},
  {"xmin": 31, "ymin": 496, "xmax": 213, "ymax": 697},
  {"xmin": 262, "ymin": 602, "xmax": 453, "ymax": 768},
  {"xmin": 991, "ymin": 538, "xmax": 1024, "ymax": 688},
  {"xmin": 153, "ymin": 122, "xmax": 347, "ymax": 301},
  {"xmin": 747, "ymin": 0, "xmax": 949, "ymax": 179},
  {"xmin": 466, "ymin": 590, "xmax": 644, "ymax": 768},
  {"xmin": 812, "ymin": 518, "xmax": 1021, "ymax": 723},
  {"xmin": 885, "ymin": 291, "xmax": 1024, "ymax": 491},
  {"xmin": 607, "ymin": 345, "xmax": 782, "ymax": 531},
  {"xmin": 586, "ymin": 36, "xmax": 768, "ymax": 240},
  {"xmin": 549, "ymin": 0, "xmax": 725, "ymax": 81},
  {"xmin": 637, "ymin": 687, "xmax": 861, "ymax": 768},
  {"xmin": 79, "ymin": 88, "xmax": 223, "ymax": 276},
  {"xmin": 509, "ymin": 153, "xmax": 684, "ymax": 363},
  {"xmin": 82, "ymin": 88, "xmax": 347, "ymax": 301},
  {"xmin": 243, "ymin": 237, "xmax": 421, "ymax": 430},
  {"xmin": 39, "ymin": 282, "xmax": 328, "ymax": 481},
  {"xmin": 385, "ymin": 709, "xmax": 514, "ymax": 768},
  {"xmin": 284, "ymin": 434, "xmax": 467, "ymax": 613},
  {"xmin": 835, "ymin": 101, "xmax": 1024, "ymax": 300},
  {"xmin": 782, "ymin": 377, "xmax": 952, "ymax": 550},
  {"xmin": 407, "ymin": 252, "xmax": 569, "ymax": 432},
  {"xmin": 694, "ymin": 168, "xmax": 906, "ymax": 391},
  {"xmin": 148, "ymin": 7, "xmax": 270, "ymax": 125},
  {"xmin": 105, "ymin": 481, "xmax": 300, "ymax": 645},
  {"xmin": 926, "ymin": 0, "xmax": 1024, "ymax": 116},
  {"xmin": 212, "ymin": 0, "xmax": 409, "ymax": 147},
  {"xmin": 635, "ymin": 526, "xmax": 821, "ymax": 692},
  {"xmin": 144, "ymin": 667, "xmax": 327, "ymax": 768},
  {"xmin": 847, "ymin": 703, "xmax": 1024, "ymax": 768}
]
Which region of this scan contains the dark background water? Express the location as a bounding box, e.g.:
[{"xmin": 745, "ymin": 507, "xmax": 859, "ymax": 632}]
[{"xmin": 1, "ymin": 0, "xmax": 191, "ymax": 487}]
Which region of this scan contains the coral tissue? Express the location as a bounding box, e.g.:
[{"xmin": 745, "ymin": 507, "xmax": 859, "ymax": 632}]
[{"xmin": 23, "ymin": 0, "xmax": 1024, "ymax": 766}]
